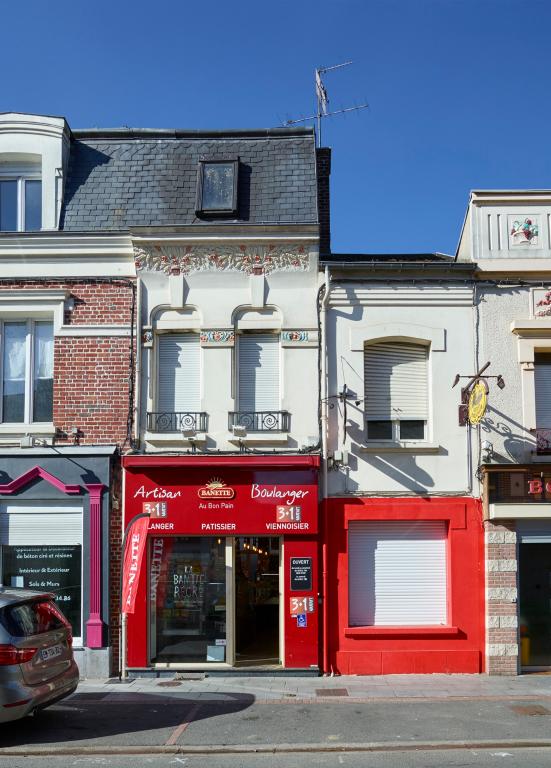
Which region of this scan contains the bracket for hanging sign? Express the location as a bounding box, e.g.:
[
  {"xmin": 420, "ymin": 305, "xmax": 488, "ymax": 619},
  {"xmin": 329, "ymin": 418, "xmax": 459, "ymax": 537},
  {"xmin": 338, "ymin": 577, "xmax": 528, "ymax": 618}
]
[{"xmin": 452, "ymin": 361, "xmax": 505, "ymax": 426}]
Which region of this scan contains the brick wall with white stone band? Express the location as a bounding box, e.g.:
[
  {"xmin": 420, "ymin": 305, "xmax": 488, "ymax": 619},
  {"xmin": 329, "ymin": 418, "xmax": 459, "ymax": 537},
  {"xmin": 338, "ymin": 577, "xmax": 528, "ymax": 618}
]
[{"xmin": 485, "ymin": 520, "xmax": 519, "ymax": 675}]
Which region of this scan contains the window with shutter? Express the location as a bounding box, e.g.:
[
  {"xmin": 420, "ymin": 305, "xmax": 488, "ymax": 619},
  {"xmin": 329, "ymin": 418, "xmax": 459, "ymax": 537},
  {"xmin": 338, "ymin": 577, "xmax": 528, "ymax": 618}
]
[
  {"xmin": 535, "ymin": 353, "xmax": 551, "ymax": 428},
  {"xmin": 348, "ymin": 520, "xmax": 448, "ymax": 626},
  {"xmin": 364, "ymin": 341, "xmax": 428, "ymax": 441},
  {"xmin": 157, "ymin": 334, "xmax": 201, "ymax": 413},
  {"xmin": 238, "ymin": 333, "xmax": 280, "ymax": 412}
]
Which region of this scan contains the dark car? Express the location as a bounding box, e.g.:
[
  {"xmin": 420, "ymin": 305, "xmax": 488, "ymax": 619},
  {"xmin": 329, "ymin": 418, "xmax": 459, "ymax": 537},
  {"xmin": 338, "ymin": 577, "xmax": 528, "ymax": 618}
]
[{"xmin": 0, "ymin": 588, "xmax": 79, "ymax": 723}]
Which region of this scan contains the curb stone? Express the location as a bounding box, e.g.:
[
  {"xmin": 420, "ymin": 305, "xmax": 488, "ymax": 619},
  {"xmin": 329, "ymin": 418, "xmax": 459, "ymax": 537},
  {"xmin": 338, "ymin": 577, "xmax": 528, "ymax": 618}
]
[{"xmin": 2, "ymin": 740, "xmax": 551, "ymax": 756}]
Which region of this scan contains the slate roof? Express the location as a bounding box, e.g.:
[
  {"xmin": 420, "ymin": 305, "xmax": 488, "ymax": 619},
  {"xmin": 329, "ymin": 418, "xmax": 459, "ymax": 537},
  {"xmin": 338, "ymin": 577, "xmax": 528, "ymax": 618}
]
[{"xmin": 60, "ymin": 128, "xmax": 318, "ymax": 231}]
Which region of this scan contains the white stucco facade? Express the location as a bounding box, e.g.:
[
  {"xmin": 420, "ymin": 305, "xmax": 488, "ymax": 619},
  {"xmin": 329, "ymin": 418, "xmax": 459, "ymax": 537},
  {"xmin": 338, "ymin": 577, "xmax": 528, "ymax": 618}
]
[
  {"xmin": 324, "ymin": 267, "xmax": 479, "ymax": 497},
  {"xmin": 134, "ymin": 229, "xmax": 321, "ymax": 453},
  {"xmin": 458, "ymin": 190, "xmax": 551, "ymax": 675}
]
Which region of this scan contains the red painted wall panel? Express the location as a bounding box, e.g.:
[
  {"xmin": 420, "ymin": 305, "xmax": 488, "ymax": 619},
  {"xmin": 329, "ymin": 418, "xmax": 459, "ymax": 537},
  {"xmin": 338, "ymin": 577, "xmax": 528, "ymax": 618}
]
[
  {"xmin": 325, "ymin": 497, "xmax": 485, "ymax": 675},
  {"xmin": 283, "ymin": 538, "xmax": 319, "ymax": 669}
]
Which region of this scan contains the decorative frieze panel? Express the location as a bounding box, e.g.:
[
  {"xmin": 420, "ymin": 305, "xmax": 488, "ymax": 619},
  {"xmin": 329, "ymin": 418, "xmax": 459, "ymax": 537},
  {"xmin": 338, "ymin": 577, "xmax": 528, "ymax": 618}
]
[
  {"xmin": 533, "ymin": 288, "xmax": 551, "ymax": 318},
  {"xmin": 281, "ymin": 329, "xmax": 318, "ymax": 347},
  {"xmin": 133, "ymin": 243, "xmax": 310, "ymax": 276},
  {"xmin": 508, "ymin": 215, "xmax": 540, "ymax": 248},
  {"xmin": 200, "ymin": 330, "xmax": 235, "ymax": 347},
  {"xmin": 141, "ymin": 327, "xmax": 153, "ymax": 347}
]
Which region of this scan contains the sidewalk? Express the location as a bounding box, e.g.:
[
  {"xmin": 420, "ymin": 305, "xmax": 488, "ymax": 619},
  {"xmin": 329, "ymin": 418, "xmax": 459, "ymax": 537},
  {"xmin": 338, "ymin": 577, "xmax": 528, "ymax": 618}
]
[
  {"xmin": 89, "ymin": 670, "xmax": 551, "ymax": 701},
  {"xmin": 2, "ymin": 673, "xmax": 551, "ymax": 756}
]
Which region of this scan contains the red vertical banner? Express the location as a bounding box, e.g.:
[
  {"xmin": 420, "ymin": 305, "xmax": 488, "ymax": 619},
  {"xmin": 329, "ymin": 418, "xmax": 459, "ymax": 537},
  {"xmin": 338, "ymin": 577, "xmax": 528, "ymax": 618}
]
[{"xmin": 122, "ymin": 517, "xmax": 149, "ymax": 614}]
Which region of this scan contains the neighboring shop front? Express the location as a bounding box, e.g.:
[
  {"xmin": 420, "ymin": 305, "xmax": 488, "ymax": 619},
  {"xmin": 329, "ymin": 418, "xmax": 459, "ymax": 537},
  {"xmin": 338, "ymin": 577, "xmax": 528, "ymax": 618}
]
[
  {"xmin": 485, "ymin": 465, "xmax": 551, "ymax": 672},
  {"xmin": 325, "ymin": 496, "xmax": 485, "ymax": 675},
  {"xmin": 122, "ymin": 455, "xmax": 320, "ymax": 671},
  {"xmin": 0, "ymin": 446, "xmax": 115, "ymax": 678}
]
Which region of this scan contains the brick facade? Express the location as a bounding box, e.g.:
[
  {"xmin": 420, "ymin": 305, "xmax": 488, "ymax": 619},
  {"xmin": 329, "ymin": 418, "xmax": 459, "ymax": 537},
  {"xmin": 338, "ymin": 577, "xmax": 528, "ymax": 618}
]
[
  {"xmin": 485, "ymin": 520, "xmax": 519, "ymax": 675},
  {"xmin": 0, "ymin": 278, "xmax": 135, "ymax": 675}
]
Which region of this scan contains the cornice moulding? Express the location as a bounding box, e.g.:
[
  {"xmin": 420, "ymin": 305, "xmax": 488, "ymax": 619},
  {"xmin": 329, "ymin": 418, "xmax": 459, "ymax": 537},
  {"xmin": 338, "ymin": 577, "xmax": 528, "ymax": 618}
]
[
  {"xmin": 130, "ymin": 223, "xmax": 319, "ymax": 239},
  {"xmin": 0, "ymin": 234, "xmax": 133, "ymax": 256}
]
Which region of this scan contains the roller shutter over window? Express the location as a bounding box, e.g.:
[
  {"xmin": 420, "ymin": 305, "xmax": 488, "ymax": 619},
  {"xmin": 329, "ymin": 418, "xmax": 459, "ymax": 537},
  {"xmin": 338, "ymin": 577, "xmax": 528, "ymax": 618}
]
[
  {"xmin": 364, "ymin": 342, "xmax": 428, "ymax": 420},
  {"xmin": 348, "ymin": 520, "xmax": 448, "ymax": 626},
  {"xmin": 238, "ymin": 334, "xmax": 280, "ymax": 411},
  {"xmin": 157, "ymin": 334, "xmax": 201, "ymax": 412},
  {"xmin": 535, "ymin": 353, "xmax": 551, "ymax": 429}
]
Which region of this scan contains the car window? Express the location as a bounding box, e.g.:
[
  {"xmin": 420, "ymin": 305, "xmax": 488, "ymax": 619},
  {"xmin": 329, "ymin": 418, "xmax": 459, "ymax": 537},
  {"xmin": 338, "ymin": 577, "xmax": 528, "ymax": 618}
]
[{"xmin": 0, "ymin": 599, "xmax": 68, "ymax": 637}]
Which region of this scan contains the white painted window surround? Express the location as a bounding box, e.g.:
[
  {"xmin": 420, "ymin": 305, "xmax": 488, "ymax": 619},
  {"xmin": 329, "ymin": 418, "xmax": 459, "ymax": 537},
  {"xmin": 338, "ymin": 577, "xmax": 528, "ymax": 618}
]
[
  {"xmin": 0, "ymin": 113, "xmax": 71, "ymax": 230},
  {"xmin": 0, "ymin": 319, "xmax": 53, "ymax": 424},
  {"xmin": 348, "ymin": 520, "xmax": 448, "ymax": 627},
  {"xmin": 0, "ymin": 291, "xmax": 67, "ymax": 437}
]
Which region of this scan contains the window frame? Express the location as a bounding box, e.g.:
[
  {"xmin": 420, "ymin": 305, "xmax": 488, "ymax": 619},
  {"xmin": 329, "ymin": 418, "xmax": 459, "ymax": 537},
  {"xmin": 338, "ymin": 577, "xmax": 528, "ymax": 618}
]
[
  {"xmin": 0, "ymin": 318, "xmax": 53, "ymax": 425},
  {"xmin": 0, "ymin": 172, "xmax": 42, "ymax": 232},
  {"xmin": 347, "ymin": 519, "xmax": 449, "ymax": 628},
  {"xmin": 154, "ymin": 331, "xmax": 202, "ymax": 414},
  {"xmin": 236, "ymin": 330, "xmax": 282, "ymax": 414},
  {"xmin": 195, "ymin": 158, "xmax": 239, "ymax": 216},
  {"xmin": 366, "ymin": 418, "xmax": 427, "ymax": 443},
  {"xmin": 364, "ymin": 340, "xmax": 430, "ymax": 445}
]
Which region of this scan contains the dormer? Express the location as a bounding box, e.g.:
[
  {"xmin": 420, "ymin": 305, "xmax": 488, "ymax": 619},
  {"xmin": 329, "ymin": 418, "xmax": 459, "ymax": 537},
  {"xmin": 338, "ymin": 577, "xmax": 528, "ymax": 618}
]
[
  {"xmin": 0, "ymin": 113, "xmax": 71, "ymax": 231},
  {"xmin": 457, "ymin": 190, "xmax": 551, "ymax": 272}
]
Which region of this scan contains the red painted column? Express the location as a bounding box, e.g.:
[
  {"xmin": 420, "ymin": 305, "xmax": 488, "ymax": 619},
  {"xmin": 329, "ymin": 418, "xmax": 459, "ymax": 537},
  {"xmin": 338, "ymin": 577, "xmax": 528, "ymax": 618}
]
[{"xmin": 85, "ymin": 483, "xmax": 105, "ymax": 648}]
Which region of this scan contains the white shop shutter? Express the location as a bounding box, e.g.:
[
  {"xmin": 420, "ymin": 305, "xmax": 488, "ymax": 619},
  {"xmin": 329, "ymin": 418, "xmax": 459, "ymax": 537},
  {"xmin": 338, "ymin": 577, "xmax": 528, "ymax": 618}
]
[
  {"xmin": 535, "ymin": 356, "xmax": 551, "ymax": 428},
  {"xmin": 0, "ymin": 502, "xmax": 82, "ymax": 545},
  {"xmin": 364, "ymin": 342, "xmax": 428, "ymax": 420},
  {"xmin": 348, "ymin": 520, "xmax": 448, "ymax": 626},
  {"xmin": 158, "ymin": 333, "xmax": 200, "ymax": 412},
  {"xmin": 238, "ymin": 334, "xmax": 280, "ymax": 411}
]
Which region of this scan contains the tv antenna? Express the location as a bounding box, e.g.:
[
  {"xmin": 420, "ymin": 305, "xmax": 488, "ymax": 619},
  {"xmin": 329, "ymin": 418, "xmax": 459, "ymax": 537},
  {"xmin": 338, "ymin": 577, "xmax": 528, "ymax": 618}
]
[{"xmin": 284, "ymin": 61, "xmax": 368, "ymax": 147}]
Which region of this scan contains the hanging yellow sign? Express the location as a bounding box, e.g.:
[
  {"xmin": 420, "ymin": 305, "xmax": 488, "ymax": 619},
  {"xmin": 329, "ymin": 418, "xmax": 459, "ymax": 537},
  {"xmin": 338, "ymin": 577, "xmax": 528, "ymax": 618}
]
[{"xmin": 468, "ymin": 380, "xmax": 488, "ymax": 424}]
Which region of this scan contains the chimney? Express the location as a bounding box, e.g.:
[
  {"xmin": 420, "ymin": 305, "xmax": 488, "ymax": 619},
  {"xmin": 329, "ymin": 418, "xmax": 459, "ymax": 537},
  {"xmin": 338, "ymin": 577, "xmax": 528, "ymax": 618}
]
[{"xmin": 316, "ymin": 147, "xmax": 331, "ymax": 257}]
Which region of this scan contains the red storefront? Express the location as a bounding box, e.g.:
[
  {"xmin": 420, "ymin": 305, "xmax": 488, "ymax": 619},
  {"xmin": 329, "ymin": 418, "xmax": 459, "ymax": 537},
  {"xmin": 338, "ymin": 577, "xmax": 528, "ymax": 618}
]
[
  {"xmin": 122, "ymin": 455, "xmax": 320, "ymax": 671},
  {"xmin": 324, "ymin": 497, "xmax": 485, "ymax": 675}
]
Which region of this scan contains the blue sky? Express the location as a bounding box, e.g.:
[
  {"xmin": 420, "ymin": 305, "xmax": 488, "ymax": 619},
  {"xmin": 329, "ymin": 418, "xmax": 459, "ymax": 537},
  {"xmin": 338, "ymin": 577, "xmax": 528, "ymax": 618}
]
[{"xmin": 3, "ymin": 0, "xmax": 550, "ymax": 254}]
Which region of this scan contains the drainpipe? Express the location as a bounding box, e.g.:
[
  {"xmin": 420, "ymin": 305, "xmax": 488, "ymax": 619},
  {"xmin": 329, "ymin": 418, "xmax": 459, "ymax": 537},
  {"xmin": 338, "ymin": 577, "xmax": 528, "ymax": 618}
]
[
  {"xmin": 133, "ymin": 278, "xmax": 143, "ymax": 445},
  {"xmin": 321, "ymin": 265, "xmax": 331, "ymax": 674}
]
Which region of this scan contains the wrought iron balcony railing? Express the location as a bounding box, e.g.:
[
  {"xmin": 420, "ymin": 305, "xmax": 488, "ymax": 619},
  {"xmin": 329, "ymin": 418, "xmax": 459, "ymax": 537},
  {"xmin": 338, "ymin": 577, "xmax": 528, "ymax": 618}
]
[
  {"xmin": 228, "ymin": 411, "xmax": 290, "ymax": 433},
  {"xmin": 147, "ymin": 411, "xmax": 208, "ymax": 433},
  {"xmin": 533, "ymin": 428, "xmax": 551, "ymax": 454}
]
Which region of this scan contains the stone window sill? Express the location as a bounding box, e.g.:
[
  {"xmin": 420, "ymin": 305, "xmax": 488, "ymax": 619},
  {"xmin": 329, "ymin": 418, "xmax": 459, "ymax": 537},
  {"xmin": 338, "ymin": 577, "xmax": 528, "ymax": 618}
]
[
  {"xmin": 360, "ymin": 441, "xmax": 440, "ymax": 454},
  {"xmin": 344, "ymin": 625, "xmax": 460, "ymax": 638}
]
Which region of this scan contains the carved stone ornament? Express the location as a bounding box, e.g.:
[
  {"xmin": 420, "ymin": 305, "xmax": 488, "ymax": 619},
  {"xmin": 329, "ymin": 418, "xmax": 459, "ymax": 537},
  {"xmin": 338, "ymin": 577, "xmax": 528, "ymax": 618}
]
[
  {"xmin": 281, "ymin": 330, "xmax": 309, "ymax": 342},
  {"xmin": 200, "ymin": 330, "xmax": 235, "ymax": 345},
  {"xmin": 141, "ymin": 327, "xmax": 153, "ymax": 346},
  {"xmin": 535, "ymin": 288, "xmax": 551, "ymax": 317},
  {"xmin": 133, "ymin": 243, "xmax": 310, "ymax": 276}
]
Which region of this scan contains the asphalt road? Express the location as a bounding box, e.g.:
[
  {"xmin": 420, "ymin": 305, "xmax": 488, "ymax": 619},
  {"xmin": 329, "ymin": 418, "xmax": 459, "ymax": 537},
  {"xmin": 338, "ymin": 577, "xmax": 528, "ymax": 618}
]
[{"xmin": 0, "ymin": 748, "xmax": 551, "ymax": 767}]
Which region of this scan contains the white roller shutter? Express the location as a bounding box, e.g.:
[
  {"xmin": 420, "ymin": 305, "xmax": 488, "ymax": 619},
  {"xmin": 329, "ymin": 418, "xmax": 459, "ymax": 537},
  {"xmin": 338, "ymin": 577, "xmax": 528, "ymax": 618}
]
[
  {"xmin": 158, "ymin": 334, "xmax": 201, "ymax": 412},
  {"xmin": 364, "ymin": 342, "xmax": 428, "ymax": 420},
  {"xmin": 238, "ymin": 333, "xmax": 280, "ymax": 411},
  {"xmin": 535, "ymin": 357, "xmax": 551, "ymax": 428},
  {"xmin": 348, "ymin": 520, "xmax": 448, "ymax": 626},
  {"xmin": 0, "ymin": 502, "xmax": 82, "ymax": 545}
]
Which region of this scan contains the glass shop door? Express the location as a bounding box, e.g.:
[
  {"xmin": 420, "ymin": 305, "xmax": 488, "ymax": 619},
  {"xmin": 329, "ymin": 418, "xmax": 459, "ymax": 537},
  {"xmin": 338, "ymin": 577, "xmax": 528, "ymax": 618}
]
[
  {"xmin": 149, "ymin": 536, "xmax": 231, "ymax": 665},
  {"xmin": 234, "ymin": 536, "xmax": 281, "ymax": 666}
]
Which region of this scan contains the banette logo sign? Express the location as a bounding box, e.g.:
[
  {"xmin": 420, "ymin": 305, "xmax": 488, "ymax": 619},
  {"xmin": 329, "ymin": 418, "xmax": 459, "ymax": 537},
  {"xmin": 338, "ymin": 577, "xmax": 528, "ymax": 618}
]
[{"xmin": 197, "ymin": 478, "xmax": 236, "ymax": 500}]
